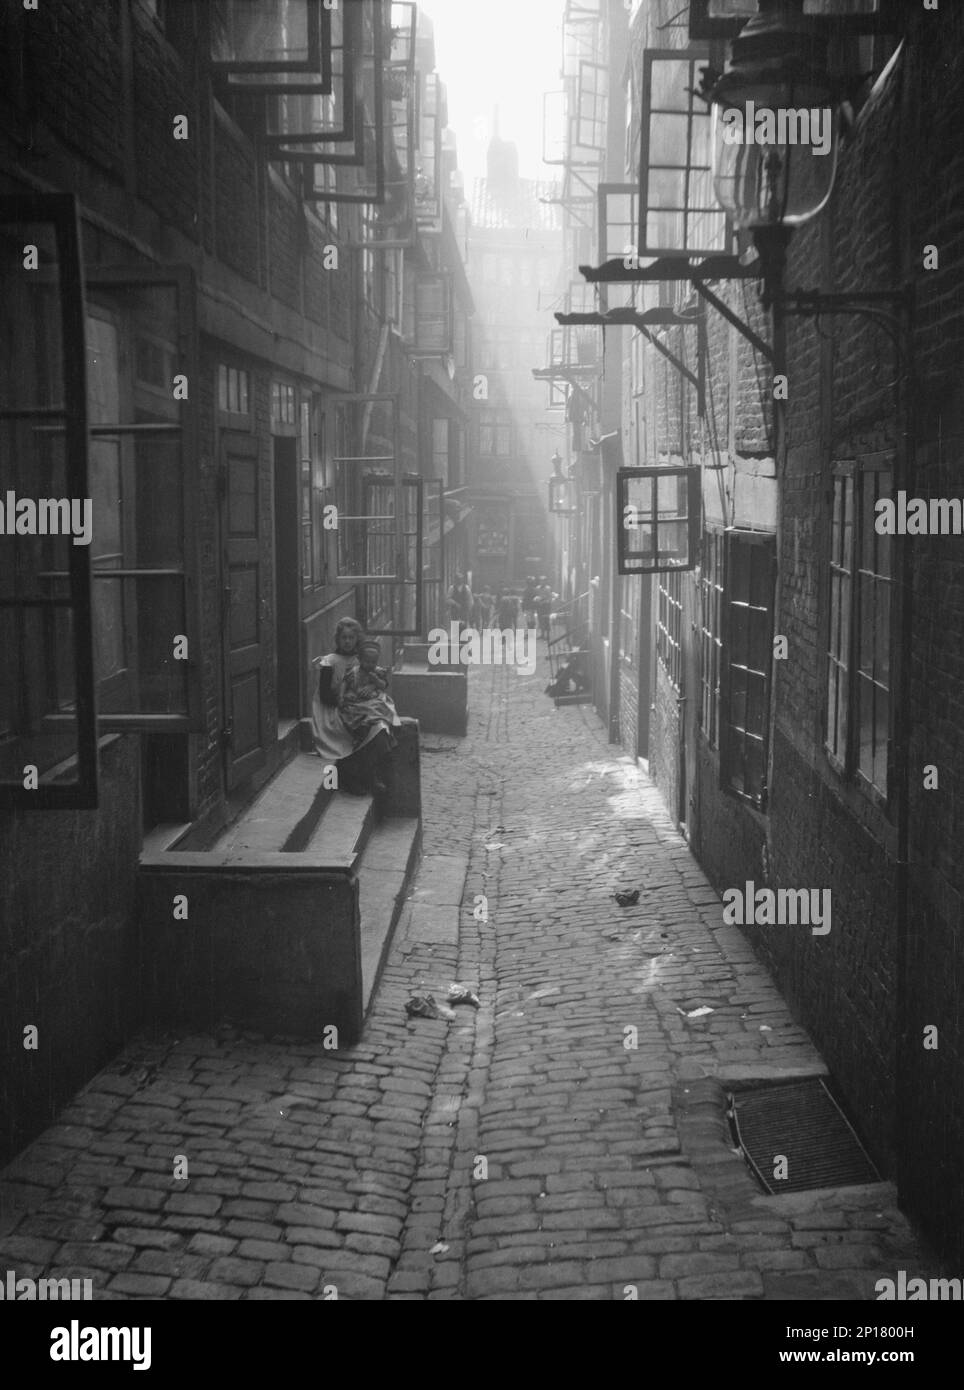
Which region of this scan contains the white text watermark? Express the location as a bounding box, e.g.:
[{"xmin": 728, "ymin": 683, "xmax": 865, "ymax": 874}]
[{"xmin": 427, "ymin": 625, "xmax": 537, "ymax": 677}]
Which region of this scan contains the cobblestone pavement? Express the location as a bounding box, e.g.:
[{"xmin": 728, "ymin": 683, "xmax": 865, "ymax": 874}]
[{"xmin": 0, "ymin": 657, "xmax": 943, "ymax": 1300}]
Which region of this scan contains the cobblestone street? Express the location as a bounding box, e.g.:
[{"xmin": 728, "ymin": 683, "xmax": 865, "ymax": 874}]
[{"xmin": 0, "ymin": 658, "xmax": 942, "ymax": 1300}]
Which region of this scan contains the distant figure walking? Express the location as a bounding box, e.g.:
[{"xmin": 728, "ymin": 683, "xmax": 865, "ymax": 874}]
[
  {"xmin": 535, "ymin": 577, "xmax": 556, "ymax": 642},
  {"xmin": 496, "ymin": 588, "xmax": 518, "ymax": 629},
  {"xmin": 522, "ymin": 575, "xmax": 537, "ymax": 629},
  {"xmin": 446, "ymin": 572, "xmax": 474, "ymax": 636},
  {"xmin": 477, "ymin": 586, "xmax": 495, "ymax": 628}
]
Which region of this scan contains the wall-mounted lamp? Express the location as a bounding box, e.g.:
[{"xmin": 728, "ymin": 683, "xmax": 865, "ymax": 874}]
[
  {"xmin": 549, "ymin": 474, "xmax": 576, "ymax": 515},
  {"xmin": 697, "ymin": 0, "xmax": 908, "ymax": 323}
]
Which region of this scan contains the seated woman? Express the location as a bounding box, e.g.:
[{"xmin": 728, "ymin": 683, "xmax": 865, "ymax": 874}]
[{"xmin": 311, "ymin": 619, "xmax": 399, "ymax": 796}]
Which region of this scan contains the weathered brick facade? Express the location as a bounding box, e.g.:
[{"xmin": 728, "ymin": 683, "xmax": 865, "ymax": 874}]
[
  {"xmin": 0, "ymin": 0, "xmax": 473, "ymax": 1164},
  {"xmin": 576, "ymin": 0, "xmax": 964, "ymax": 1259}
]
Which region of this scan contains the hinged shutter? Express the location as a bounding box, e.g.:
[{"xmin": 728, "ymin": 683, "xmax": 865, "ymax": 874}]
[
  {"xmin": 638, "ymin": 48, "xmax": 728, "ymax": 258},
  {"xmin": 0, "ymin": 194, "xmax": 97, "ymax": 808},
  {"xmin": 616, "ymin": 466, "xmax": 701, "ymax": 575}
]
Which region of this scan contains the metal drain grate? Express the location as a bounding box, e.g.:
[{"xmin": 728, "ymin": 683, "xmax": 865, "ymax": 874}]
[{"xmin": 728, "ymin": 1078, "xmax": 881, "ymax": 1194}]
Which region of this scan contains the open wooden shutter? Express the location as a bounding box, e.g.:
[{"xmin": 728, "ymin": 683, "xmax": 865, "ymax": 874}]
[{"xmin": 0, "ymin": 194, "xmax": 97, "ymax": 808}]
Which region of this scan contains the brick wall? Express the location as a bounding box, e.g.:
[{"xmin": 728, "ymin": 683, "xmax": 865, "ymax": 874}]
[
  {"xmin": 213, "ymin": 110, "xmax": 261, "ymax": 282},
  {"xmin": 0, "ymin": 737, "xmax": 142, "ymax": 1164},
  {"xmin": 650, "ymin": 660, "xmax": 681, "ymax": 828},
  {"xmin": 14, "ymin": 0, "xmax": 126, "ymax": 183},
  {"xmin": 267, "ymin": 177, "xmax": 303, "ymax": 314},
  {"xmin": 626, "ymin": 2, "xmax": 964, "ymax": 1260},
  {"xmin": 132, "ymin": 6, "xmax": 199, "ymax": 240}
]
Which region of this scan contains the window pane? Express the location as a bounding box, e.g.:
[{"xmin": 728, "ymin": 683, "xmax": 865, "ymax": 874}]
[
  {"xmin": 746, "ymin": 669, "xmax": 766, "ymax": 731},
  {"xmin": 744, "ymin": 736, "xmax": 765, "ymax": 800},
  {"xmin": 0, "ymin": 605, "xmax": 81, "ymax": 783},
  {"xmin": 650, "ymin": 59, "xmax": 691, "ymax": 112},
  {"xmin": 750, "ymin": 542, "xmax": 771, "ymax": 608},
  {"xmin": 730, "ymin": 666, "xmax": 748, "ymax": 730},
  {"xmin": 749, "ymin": 606, "xmax": 770, "ymax": 669},
  {"xmin": 650, "ymin": 168, "xmax": 686, "ymax": 211},
  {"xmin": 730, "ymin": 605, "xmax": 749, "ymax": 666},
  {"xmin": 94, "ymin": 576, "xmax": 188, "ymax": 716}
]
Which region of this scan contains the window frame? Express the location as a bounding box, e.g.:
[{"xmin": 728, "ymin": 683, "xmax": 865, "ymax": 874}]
[
  {"xmin": 637, "ymin": 47, "xmax": 728, "ymax": 259},
  {"xmin": 719, "ymin": 528, "xmax": 775, "ymax": 810},
  {"xmin": 615, "ymin": 466, "xmax": 701, "ymax": 576},
  {"xmin": 656, "ymin": 570, "xmax": 683, "ymax": 692},
  {"xmin": 824, "ymin": 456, "xmax": 894, "ymax": 807},
  {"xmin": 698, "ymin": 527, "xmax": 724, "ymax": 750},
  {"xmin": 80, "ymin": 264, "xmax": 200, "ymax": 736},
  {"xmin": 205, "ymin": 0, "xmax": 334, "ymax": 92},
  {"xmin": 0, "ymin": 194, "xmax": 97, "ymax": 809}
]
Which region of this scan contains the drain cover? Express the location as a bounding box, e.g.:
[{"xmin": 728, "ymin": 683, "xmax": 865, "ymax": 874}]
[{"xmin": 728, "ymin": 1078, "xmax": 881, "ymax": 1194}]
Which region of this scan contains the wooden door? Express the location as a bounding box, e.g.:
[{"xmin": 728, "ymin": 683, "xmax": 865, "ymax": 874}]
[{"xmin": 221, "ymin": 431, "xmax": 268, "ymax": 789}]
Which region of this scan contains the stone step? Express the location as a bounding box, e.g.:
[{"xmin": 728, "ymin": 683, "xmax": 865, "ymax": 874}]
[
  {"xmin": 305, "ymin": 790, "xmax": 376, "ymax": 866},
  {"xmin": 357, "ymin": 818, "xmax": 421, "ymax": 1014},
  {"xmin": 212, "ymin": 753, "xmax": 329, "ymax": 854}
]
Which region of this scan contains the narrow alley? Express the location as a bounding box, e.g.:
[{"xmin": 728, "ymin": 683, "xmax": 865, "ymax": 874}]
[{"xmin": 0, "ymin": 661, "xmax": 940, "ymax": 1302}]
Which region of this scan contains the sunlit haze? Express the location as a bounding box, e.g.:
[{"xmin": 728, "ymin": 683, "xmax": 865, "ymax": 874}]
[{"xmin": 422, "ymin": 0, "xmax": 566, "ymax": 188}]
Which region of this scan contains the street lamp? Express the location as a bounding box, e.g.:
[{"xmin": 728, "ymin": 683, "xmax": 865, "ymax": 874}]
[
  {"xmin": 548, "ymin": 451, "xmax": 575, "ymax": 514},
  {"xmin": 696, "ymin": 0, "xmax": 907, "ymax": 319},
  {"xmin": 698, "ymin": 0, "xmax": 841, "ymax": 304}
]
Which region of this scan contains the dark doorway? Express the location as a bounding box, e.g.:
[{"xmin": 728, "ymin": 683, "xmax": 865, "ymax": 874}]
[{"xmin": 273, "ymin": 436, "xmax": 301, "ymax": 722}]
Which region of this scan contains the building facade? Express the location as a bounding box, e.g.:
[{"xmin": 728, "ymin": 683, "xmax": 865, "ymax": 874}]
[
  {"xmin": 552, "ymin": 0, "xmax": 964, "ymax": 1261},
  {"xmin": 0, "ymin": 0, "xmax": 473, "ymax": 1163},
  {"xmin": 465, "ymin": 139, "xmax": 564, "ymax": 596}
]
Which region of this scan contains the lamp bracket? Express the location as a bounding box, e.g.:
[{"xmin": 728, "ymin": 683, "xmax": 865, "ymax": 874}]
[
  {"xmin": 555, "ymin": 309, "xmax": 701, "ymax": 392},
  {"xmin": 691, "ymin": 279, "xmax": 774, "ymax": 363},
  {"xmin": 778, "ymin": 286, "xmax": 914, "ymax": 368}
]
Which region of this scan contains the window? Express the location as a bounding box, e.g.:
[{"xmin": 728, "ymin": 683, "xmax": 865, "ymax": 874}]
[
  {"xmin": 412, "ymin": 274, "xmax": 453, "ymax": 356},
  {"xmin": 638, "ymin": 49, "xmax": 727, "ymax": 257},
  {"xmin": 1, "ymin": 197, "xmax": 97, "ymax": 807},
  {"xmin": 478, "ymin": 410, "xmax": 512, "ymax": 458},
  {"xmin": 656, "ymin": 572, "xmax": 682, "ymax": 691},
  {"xmin": 721, "ymin": 530, "xmax": 775, "ymax": 807},
  {"xmin": 574, "ymin": 62, "xmax": 608, "ymax": 154},
  {"xmin": 619, "ymin": 575, "xmax": 641, "ymax": 667},
  {"xmin": 271, "ymin": 381, "xmax": 297, "ymax": 428},
  {"xmin": 432, "ymin": 418, "xmax": 449, "ymax": 482},
  {"xmin": 616, "ymin": 467, "xmax": 700, "ymax": 575},
  {"xmin": 826, "ymin": 460, "xmax": 892, "ymax": 799},
  {"xmin": 699, "ymin": 529, "xmax": 724, "ymax": 748},
  {"xmin": 207, "ymin": 0, "xmax": 333, "ymax": 90},
  {"xmin": 218, "ymin": 364, "xmax": 250, "ymax": 416}
]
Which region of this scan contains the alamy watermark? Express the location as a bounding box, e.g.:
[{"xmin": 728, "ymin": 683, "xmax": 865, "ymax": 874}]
[
  {"xmin": 1, "ymin": 1269, "xmax": 93, "ymax": 1300},
  {"xmin": 875, "ymin": 492, "xmax": 964, "ymax": 535},
  {"xmin": 720, "ymin": 102, "xmax": 833, "ymax": 158},
  {"xmin": 876, "ymin": 1271, "xmax": 962, "ymax": 1300},
  {"xmin": 722, "ymin": 881, "xmax": 831, "ymax": 935},
  {"xmin": 50, "ymin": 1320, "xmax": 151, "ymax": 1370},
  {"xmin": 427, "ymin": 625, "xmax": 537, "ymax": 677},
  {"xmin": 0, "ymin": 491, "xmax": 92, "ymax": 545}
]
